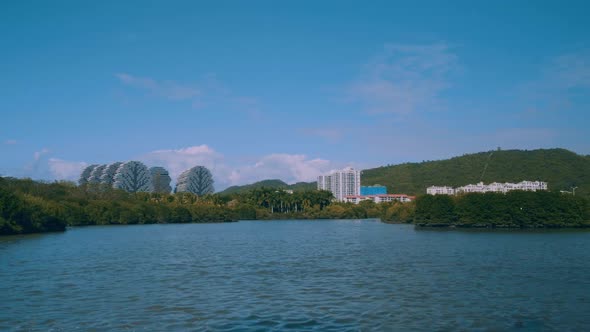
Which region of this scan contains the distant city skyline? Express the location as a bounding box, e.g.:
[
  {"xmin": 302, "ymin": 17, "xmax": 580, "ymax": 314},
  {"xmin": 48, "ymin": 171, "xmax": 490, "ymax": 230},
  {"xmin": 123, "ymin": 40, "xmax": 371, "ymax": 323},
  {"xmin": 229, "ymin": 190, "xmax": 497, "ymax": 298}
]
[{"xmin": 1, "ymin": 1, "xmax": 589, "ymax": 190}]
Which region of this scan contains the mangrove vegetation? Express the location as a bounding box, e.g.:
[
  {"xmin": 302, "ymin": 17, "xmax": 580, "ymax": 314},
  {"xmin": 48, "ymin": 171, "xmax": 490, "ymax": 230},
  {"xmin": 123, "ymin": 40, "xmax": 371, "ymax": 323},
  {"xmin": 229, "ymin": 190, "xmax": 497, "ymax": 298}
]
[{"xmin": 2, "ymin": 176, "xmax": 589, "ymax": 235}]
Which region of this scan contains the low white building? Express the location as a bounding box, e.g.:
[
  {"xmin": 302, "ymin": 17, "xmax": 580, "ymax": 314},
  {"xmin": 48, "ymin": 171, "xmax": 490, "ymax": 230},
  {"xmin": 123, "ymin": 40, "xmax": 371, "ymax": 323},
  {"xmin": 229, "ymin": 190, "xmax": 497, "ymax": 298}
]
[
  {"xmin": 426, "ymin": 186, "xmax": 455, "ymax": 195},
  {"xmin": 486, "ymin": 182, "xmax": 506, "ymax": 193},
  {"xmin": 516, "ymin": 180, "xmax": 548, "ymax": 191},
  {"xmin": 344, "ymin": 194, "xmax": 415, "ymax": 204},
  {"xmin": 455, "ymin": 182, "xmax": 487, "ymax": 194},
  {"xmin": 456, "ymin": 181, "xmax": 548, "ymax": 194},
  {"xmin": 429, "ymin": 180, "xmax": 548, "ymax": 195}
]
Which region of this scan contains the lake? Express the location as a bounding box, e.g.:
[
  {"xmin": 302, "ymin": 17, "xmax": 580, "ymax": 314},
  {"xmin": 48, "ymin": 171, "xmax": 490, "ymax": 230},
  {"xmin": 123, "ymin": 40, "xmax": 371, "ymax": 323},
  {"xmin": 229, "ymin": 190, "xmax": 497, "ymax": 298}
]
[{"xmin": 1, "ymin": 220, "xmax": 589, "ymax": 331}]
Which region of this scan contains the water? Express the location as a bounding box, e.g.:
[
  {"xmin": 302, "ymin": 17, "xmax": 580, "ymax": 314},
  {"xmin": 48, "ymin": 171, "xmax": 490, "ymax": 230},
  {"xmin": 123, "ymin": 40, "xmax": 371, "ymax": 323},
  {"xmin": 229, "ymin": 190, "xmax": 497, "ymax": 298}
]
[{"xmin": 1, "ymin": 220, "xmax": 589, "ymax": 331}]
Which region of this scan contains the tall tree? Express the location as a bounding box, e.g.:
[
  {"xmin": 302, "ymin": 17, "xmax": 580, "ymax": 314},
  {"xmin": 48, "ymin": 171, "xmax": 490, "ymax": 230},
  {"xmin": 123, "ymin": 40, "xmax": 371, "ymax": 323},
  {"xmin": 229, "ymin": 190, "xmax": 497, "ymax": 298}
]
[
  {"xmin": 175, "ymin": 166, "xmax": 214, "ymax": 195},
  {"xmin": 113, "ymin": 161, "xmax": 152, "ymax": 193}
]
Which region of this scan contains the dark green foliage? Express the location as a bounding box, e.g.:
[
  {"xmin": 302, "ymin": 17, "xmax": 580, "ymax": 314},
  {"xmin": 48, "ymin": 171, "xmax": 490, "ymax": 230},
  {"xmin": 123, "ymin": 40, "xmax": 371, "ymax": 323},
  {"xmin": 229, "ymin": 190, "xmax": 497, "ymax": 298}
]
[
  {"xmin": 0, "ymin": 177, "xmax": 238, "ymax": 235},
  {"xmin": 362, "ymin": 148, "xmax": 590, "ymax": 197},
  {"xmin": 0, "ymin": 178, "xmax": 67, "ymax": 235},
  {"xmin": 219, "ymin": 179, "xmax": 316, "ymax": 195},
  {"xmin": 415, "ymin": 191, "xmax": 590, "ymax": 228},
  {"xmin": 414, "ymin": 195, "xmax": 456, "ymax": 226},
  {"xmin": 237, "ymin": 188, "xmax": 333, "ymax": 214},
  {"xmin": 231, "ymin": 203, "xmax": 257, "ymax": 220},
  {"xmin": 0, "ymin": 178, "xmax": 419, "ymax": 235}
]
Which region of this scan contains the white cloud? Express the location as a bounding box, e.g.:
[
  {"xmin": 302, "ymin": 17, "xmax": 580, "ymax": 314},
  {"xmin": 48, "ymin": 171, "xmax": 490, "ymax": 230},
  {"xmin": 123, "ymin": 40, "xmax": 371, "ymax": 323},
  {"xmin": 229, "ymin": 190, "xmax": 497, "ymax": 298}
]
[
  {"xmin": 354, "ymin": 121, "xmax": 560, "ymax": 165},
  {"xmin": 16, "ymin": 148, "xmax": 51, "ymax": 179},
  {"xmin": 300, "ymin": 128, "xmax": 344, "ymax": 143},
  {"xmin": 519, "ymin": 50, "xmax": 590, "ymax": 113},
  {"xmin": 115, "ymin": 73, "xmax": 262, "ymax": 116},
  {"xmin": 140, "ymin": 144, "xmax": 241, "ymax": 190},
  {"xmin": 8, "ymin": 144, "xmax": 341, "ymax": 189},
  {"xmin": 140, "ymin": 145, "xmax": 338, "ymax": 190},
  {"xmin": 550, "ymin": 51, "xmax": 590, "ymax": 89},
  {"xmin": 232, "ymin": 154, "xmax": 333, "ymax": 185},
  {"xmin": 346, "ymin": 43, "xmax": 457, "ymax": 115},
  {"xmin": 48, "ymin": 158, "xmax": 88, "ymax": 181},
  {"xmin": 4, "ymin": 139, "xmax": 17, "ymax": 145},
  {"xmin": 33, "ymin": 148, "xmax": 50, "ymax": 161},
  {"xmin": 20, "ymin": 149, "xmax": 85, "ymax": 181},
  {"xmin": 486, "ymin": 128, "xmax": 557, "ymax": 149},
  {"xmin": 115, "ymin": 73, "xmax": 200, "ymax": 101},
  {"xmin": 141, "ymin": 144, "xmax": 225, "ymax": 179}
]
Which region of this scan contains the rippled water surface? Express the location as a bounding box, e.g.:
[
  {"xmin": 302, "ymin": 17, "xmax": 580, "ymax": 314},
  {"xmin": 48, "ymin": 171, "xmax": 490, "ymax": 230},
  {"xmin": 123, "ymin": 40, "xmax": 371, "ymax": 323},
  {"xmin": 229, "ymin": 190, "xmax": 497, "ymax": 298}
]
[{"xmin": 1, "ymin": 220, "xmax": 590, "ymax": 331}]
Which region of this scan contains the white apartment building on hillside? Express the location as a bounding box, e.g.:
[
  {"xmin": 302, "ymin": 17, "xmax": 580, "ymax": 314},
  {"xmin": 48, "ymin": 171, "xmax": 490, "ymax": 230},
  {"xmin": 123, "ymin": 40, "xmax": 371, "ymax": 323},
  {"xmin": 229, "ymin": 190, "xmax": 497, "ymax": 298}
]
[
  {"xmin": 455, "ymin": 181, "xmax": 548, "ymax": 194},
  {"xmin": 427, "ymin": 180, "xmax": 548, "ymax": 195},
  {"xmin": 426, "ymin": 186, "xmax": 456, "ymax": 195},
  {"xmin": 317, "ymin": 167, "xmax": 361, "ymax": 201},
  {"xmin": 344, "ymin": 194, "xmax": 415, "ymax": 204}
]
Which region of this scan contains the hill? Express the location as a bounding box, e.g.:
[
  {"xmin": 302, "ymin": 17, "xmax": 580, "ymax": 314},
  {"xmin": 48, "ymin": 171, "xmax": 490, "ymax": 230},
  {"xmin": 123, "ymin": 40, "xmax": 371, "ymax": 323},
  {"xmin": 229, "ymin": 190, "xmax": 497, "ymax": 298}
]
[
  {"xmin": 362, "ymin": 148, "xmax": 590, "ymax": 197},
  {"xmin": 219, "ymin": 179, "xmax": 316, "ymax": 195},
  {"xmin": 217, "ymin": 148, "xmax": 589, "ymax": 198}
]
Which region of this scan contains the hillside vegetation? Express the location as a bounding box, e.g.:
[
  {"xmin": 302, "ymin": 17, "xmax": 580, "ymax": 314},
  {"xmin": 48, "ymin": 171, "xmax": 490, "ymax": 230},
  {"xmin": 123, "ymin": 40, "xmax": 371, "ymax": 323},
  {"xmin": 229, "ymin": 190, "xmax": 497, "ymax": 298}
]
[
  {"xmin": 362, "ymin": 148, "xmax": 590, "ymax": 197},
  {"xmin": 219, "ymin": 179, "xmax": 316, "ymax": 195},
  {"xmin": 219, "ymin": 149, "xmax": 589, "ymax": 198}
]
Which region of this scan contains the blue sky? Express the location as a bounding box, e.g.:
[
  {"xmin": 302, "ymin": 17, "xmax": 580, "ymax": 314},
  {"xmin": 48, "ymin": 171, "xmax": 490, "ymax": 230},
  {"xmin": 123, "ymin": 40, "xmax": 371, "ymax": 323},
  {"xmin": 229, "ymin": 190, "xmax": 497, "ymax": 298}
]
[{"xmin": 1, "ymin": 1, "xmax": 589, "ymax": 190}]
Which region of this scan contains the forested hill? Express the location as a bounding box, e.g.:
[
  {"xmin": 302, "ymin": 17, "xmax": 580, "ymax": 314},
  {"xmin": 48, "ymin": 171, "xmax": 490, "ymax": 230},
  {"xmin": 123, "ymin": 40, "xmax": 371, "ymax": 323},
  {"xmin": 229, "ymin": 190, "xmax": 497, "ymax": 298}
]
[
  {"xmin": 219, "ymin": 179, "xmax": 316, "ymax": 195},
  {"xmin": 219, "ymin": 149, "xmax": 589, "ymax": 197},
  {"xmin": 362, "ymin": 148, "xmax": 590, "ymax": 197}
]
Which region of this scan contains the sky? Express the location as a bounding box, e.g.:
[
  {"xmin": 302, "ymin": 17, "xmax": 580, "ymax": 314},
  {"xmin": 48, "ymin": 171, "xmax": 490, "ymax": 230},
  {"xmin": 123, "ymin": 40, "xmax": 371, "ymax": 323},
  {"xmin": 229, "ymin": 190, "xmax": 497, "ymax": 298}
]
[{"xmin": 1, "ymin": 0, "xmax": 589, "ymax": 190}]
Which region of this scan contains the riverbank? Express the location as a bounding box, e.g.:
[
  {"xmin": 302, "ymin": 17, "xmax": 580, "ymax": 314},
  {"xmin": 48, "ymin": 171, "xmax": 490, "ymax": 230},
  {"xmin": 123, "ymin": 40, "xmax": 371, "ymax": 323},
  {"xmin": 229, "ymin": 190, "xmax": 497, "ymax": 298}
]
[
  {"xmin": 2, "ymin": 177, "xmax": 589, "ymax": 235},
  {"xmin": 414, "ymin": 191, "xmax": 590, "ymax": 228},
  {"xmin": 0, "ymin": 177, "xmax": 411, "ymax": 235},
  {"xmin": 415, "ymin": 223, "xmax": 590, "ymax": 229}
]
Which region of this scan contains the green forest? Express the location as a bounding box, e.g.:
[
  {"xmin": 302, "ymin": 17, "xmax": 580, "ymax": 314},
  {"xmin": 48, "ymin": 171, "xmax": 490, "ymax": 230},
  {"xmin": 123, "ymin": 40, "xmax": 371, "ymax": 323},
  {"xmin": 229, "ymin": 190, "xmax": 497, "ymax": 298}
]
[
  {"xmin": 414, "ymin": 191, "xmax": 590, "ymax": 228},
  {"xmin": 0, "ymin": 177, "xmax": 413, "ymax": 235}
]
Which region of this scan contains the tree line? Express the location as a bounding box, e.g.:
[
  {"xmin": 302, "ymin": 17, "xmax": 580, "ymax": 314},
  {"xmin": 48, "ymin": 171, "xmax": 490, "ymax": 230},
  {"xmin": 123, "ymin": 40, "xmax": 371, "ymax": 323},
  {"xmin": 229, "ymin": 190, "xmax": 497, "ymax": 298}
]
[
  {"xmin": 414, "ymin": 191, "xmax": 590, "ymax": 228},
  {"xmin": 0, "ymin": 177, "xmax": 413, "ymax": 235},
  {"xmin": 3, "ymin": 176, "xmax": 588, "ymax": 236}
]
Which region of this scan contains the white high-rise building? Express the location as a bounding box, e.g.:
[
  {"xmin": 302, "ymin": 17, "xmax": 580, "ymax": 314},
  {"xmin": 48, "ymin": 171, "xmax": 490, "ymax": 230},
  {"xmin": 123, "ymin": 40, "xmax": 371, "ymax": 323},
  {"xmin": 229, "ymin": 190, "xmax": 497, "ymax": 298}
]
[
  {"xmin": 317, "ymin": 167, "xmax": 361, "ymax": 201},
  {"xmin": 317, "ymin": 175, "xmax": 331, "ymax": 192}
]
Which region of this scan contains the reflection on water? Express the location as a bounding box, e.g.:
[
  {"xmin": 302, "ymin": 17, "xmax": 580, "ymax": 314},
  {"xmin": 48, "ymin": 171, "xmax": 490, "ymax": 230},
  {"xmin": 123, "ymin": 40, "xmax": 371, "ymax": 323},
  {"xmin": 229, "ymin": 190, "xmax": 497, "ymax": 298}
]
[{"xmin": 1, "ymin": 220, "xmax": 589, "ymax": 331}]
